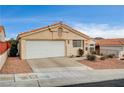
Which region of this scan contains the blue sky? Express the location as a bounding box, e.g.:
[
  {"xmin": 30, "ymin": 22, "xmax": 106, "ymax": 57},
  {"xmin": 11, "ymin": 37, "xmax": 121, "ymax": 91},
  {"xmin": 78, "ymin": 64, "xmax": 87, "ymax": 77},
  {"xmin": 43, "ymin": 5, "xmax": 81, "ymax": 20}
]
[{"xmin": 0, "ymin": 5, "xmax": 124, "ymax": 39}]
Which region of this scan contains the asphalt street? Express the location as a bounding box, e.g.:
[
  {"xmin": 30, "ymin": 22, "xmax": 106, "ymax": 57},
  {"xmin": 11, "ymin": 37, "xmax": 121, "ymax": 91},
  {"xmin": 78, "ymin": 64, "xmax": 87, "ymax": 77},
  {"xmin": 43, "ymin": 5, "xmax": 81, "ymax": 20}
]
[{"xmin": 62, "ymin": 79, "xmax": 124, "ymax": 87}]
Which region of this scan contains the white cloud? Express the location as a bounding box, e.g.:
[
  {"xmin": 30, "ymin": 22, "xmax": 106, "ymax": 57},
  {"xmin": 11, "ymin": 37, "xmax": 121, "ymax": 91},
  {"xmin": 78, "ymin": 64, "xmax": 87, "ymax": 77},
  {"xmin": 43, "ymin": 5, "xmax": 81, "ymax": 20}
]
[
  {"xmin": 6, "ymin": 33, "xmax": 18, "ymax": 40},
  {"xmin": 73, "ymin": 23, "xmax": 124, "ymax": 38}
]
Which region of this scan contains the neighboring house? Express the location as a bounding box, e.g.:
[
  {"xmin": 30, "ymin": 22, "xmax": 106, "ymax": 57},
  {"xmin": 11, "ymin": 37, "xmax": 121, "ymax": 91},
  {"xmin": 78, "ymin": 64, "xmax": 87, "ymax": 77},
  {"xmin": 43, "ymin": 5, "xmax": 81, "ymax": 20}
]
[
  {"xmin": 0, "ymin": 26, "xmax": 10, "ymax": 70},
  {"xmin": 0, "ymin": 26, "xmax": 6, "ymax": 41},
  {"xmin": 17, "ymin": 22, "xmax": 95, "ymax": 59},
  {"xmin": 96, "ymin": 38, "xmax": 124, "ymax": 57},
  {"xmin": 88, "ymin": 39, "xmax": 96, "ymax": 53}
]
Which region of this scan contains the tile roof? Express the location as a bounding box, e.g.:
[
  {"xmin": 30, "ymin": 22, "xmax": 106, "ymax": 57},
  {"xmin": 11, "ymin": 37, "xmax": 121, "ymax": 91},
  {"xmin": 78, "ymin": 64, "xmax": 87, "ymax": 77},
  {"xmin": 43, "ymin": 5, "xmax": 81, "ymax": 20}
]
[
  {"xmin": 96, "ymin": 38, "xmax": 124, "ymax": 46},
  {"xmin": 17, "ymin": 22, "xmax": 90, "ymax": 39},
  {"xmin": 19, "ymin": 22, "xmax": 61, "ymax": 36}
]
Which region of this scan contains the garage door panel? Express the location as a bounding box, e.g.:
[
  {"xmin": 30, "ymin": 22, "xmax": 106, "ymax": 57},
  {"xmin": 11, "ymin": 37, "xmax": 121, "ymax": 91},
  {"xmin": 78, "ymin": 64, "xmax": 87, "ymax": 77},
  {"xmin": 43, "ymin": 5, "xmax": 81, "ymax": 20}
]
[{"xmin": 25, "ymin": 41, "xmax": 65, "ymax": 59}]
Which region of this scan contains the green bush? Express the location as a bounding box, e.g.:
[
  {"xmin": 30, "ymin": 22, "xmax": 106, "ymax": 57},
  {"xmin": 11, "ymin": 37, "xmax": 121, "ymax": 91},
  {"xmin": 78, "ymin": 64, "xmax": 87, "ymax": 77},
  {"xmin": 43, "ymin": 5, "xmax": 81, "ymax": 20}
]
[
  {"xmin": 9, "ymin": 45, "xmax": 18, "ymax": 57},
  {"xmin": 78, "ymin": 48, "xmax": 84, "ymax": 57},
  {"xmin": 87, "ymin": 54, "xmax": 96, "ymax": 61},
  {"xmin": 9, "ymin": 38, "xmax": 18, "ymax": 57}
]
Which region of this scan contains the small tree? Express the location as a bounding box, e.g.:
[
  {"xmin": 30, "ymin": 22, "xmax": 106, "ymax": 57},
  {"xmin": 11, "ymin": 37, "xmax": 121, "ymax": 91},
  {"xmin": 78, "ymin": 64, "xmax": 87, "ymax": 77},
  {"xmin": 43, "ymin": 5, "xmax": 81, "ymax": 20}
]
[
  {"xmin": 9, "ymin": 38, "xmax": 18, "ymax": 57},
  {"xmin": 78, "ymin": 48, "xmax": 84, "ymax": 57}
]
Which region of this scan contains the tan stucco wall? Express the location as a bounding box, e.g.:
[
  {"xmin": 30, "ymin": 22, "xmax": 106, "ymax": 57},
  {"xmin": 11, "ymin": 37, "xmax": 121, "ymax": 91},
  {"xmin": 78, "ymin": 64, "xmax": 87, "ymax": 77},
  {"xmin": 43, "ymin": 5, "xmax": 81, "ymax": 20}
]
[
  {"xmin": 66, "ymin": 40, "xmax": 84, "ymax": 56},
  {"xmin": 20, "ymin": 39, "xmax": 26, "ymax": 59},
  {"xmin": 19, "ymin": 26, "xmax": 90, "ymax": 59}
]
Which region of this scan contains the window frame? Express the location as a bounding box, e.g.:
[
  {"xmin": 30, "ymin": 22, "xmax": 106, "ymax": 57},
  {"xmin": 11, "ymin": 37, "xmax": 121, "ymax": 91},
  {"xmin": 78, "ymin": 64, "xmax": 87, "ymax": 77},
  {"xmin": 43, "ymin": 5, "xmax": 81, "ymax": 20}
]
[
  {"xmin": 73, "ymin": 40, "xmax": 82, "ymax": 47},
  {"xmin": 90, "ymin": 44, "xmax": 94, "ymax": 47}
]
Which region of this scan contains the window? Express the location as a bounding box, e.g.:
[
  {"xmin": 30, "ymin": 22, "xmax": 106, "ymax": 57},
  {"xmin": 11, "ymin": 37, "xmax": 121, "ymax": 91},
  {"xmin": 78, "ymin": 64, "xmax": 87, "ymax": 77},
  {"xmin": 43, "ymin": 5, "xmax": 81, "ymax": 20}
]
[
  {"xmin": 90, "ymin": 44, "xmax": 94, "ymax": 46},
  {"xmin": 58, "ymin": 27, "xmax": 63, "ymax": 37},
  {"xmin": 90, "ymin": 47, "xmax": 95, "ymax": 52},
  {"xmin": 73, "ymin": 40, "xmax": 82, "ymax": 47}
]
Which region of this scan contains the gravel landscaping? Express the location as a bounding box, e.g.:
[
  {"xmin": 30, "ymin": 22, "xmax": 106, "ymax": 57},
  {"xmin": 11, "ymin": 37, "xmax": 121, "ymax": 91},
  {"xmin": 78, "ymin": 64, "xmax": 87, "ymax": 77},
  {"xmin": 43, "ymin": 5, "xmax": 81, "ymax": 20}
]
[{"xmin": 79, "ymin": 58, "xmax": 124, "ymax": 69}]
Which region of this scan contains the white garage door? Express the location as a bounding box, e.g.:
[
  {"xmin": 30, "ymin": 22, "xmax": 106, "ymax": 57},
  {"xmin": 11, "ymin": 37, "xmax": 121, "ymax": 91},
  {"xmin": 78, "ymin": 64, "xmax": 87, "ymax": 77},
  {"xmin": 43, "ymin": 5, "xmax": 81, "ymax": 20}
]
[{"xmin": 25, "ymin": 41, "xmax": 65, "ymax": 59}]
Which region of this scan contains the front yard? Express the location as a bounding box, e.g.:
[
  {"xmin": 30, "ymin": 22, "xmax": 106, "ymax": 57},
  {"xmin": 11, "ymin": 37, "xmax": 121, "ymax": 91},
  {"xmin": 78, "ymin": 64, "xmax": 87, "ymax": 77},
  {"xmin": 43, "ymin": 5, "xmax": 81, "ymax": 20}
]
[
  {"xmin": 0, "ymin": 57, "xmax": 33, "ymax": 74},
  {"xmin": 1, "ymin": 56, "xmax": 124, "ymax": 74},
  {"xmin": 79, "ymin": 58, "xmax": 124, "ymax": 69}
]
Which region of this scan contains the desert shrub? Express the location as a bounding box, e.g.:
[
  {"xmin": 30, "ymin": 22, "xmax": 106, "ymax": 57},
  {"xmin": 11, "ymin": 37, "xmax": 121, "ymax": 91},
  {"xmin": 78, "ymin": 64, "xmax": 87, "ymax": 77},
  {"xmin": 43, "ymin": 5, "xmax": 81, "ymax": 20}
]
[
  {"xmin": 100, "ymin": 53, "xmax": 103, "ymax": 56},
  {"xmin": 106, "ymin": 54, "xmax": 115, "ymax": 58},
  {"xmin": 91, "ymin": 51, "xmax": 96, "ymax": 54},
  {"xmin": 87, "ymin": 54, "xmax": 96, "ymax": 61},
  {"xmin": 100, "ymin": 56, "xmax": 106, "ymax": 60},
  {"xmin": 78, "ymin": 48, "xmax": 84, "ymax": 57}
]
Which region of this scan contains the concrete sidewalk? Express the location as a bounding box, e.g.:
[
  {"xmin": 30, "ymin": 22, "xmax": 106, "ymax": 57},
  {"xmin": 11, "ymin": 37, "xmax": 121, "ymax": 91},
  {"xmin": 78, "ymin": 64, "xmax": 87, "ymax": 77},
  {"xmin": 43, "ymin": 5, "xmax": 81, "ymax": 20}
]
[{"xmin": 1, "ymin": 69, "xmax": 124, "ymax": 87}]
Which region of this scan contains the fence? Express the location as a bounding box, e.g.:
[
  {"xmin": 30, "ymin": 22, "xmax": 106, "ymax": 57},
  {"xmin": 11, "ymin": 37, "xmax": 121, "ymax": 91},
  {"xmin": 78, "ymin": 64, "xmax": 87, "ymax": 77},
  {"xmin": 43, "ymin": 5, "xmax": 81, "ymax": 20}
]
[{"xmin": 0, "ymin": 41, "xmax": 10, "ymax": 70}]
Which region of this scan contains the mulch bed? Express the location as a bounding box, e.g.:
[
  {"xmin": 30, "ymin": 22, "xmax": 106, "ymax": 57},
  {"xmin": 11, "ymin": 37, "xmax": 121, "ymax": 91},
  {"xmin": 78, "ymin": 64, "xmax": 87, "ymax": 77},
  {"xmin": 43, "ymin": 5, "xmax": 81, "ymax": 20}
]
[
  {"xmin": 0, "ymin": 57, "xmax": 33, "ymax": 74},
  {"xmin": 79, "ymin": 58, "xmax": 124, "ymax": 69}
]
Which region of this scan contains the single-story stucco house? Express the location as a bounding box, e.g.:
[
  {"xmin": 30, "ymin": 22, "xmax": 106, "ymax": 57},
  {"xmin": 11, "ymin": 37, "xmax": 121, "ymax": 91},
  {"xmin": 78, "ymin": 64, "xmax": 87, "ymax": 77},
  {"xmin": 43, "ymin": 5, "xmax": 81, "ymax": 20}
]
[
  {"xmin": 96, "ymin": 38, "xmax": 124, "ymax": 57},
  {"xmin": 17, "ymin": 22, "xmax": 95, "ymax": 59},
  {"xmin": 0, "ymin": 26, "xmax": 5, "ymax": 41}
]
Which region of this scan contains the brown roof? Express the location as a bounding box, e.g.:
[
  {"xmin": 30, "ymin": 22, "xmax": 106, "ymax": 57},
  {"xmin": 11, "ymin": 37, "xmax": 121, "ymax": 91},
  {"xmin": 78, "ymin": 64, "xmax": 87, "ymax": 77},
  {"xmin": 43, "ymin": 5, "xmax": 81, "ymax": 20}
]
[
  {"xmin": 19, "ymin": 22, "xmax": 60, "ymax": 36},
  {"xmin": 0, "ymin": 26, "xmax": 5, "ymax": 36},
  {"xmin": 96, "ymin": 38, "xmax": 124, "ymax": 46},
  {"xmin": 17, "ymin": 22, "xmax": 90, "ymax": 39}
]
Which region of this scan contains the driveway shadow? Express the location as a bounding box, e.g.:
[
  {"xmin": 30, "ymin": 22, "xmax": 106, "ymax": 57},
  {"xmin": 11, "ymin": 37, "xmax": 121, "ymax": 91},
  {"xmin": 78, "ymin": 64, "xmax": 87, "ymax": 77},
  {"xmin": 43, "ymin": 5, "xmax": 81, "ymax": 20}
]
[{"xmin": 61, "ymin": 79, "xmax": 124, "ymax": 87}]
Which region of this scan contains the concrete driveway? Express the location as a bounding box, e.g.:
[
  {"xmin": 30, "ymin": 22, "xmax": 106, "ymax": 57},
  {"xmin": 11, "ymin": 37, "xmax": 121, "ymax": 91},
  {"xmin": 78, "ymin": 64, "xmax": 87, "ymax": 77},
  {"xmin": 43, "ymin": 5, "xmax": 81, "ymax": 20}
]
[
  {"xmin": 26, "ymin": 57, "xmax": 92, "ymax": 73},
  {"xmin": 1, "ymin": 57, "xmax": 124, "ymax": 87}
]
